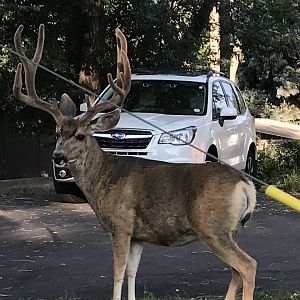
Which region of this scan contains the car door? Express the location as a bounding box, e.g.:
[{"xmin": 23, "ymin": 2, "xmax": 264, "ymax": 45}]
[
  {"xmin": 221, "ymin": 81, "xmax": 246, "ymax": 169},
  {"xmin": 210, "ymin": 80, "xmax": 239, "ymax": 166},
  {"xmin": 233, "ymin": 84, "xmax": 256, "ymax": 169}
]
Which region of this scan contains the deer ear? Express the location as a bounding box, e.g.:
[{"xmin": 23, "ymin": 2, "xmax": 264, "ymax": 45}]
[
  {"xmin": 92, "ymin": 109, "xmax": 121, "ymax": 132},
  {"xmin": 59, "ymin": 93, "xmax": 77, "ymax": 117}
]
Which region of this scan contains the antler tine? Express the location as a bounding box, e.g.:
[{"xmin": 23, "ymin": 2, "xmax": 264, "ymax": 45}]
[
  {"xmin": 80, "ymin": 28, "xmax": 131, "ymax": 125},
  {"xmin": 13, "ymin": 24, "xmax": 63, "ymax": 125},
  {"xmin": 115, "ymin": 27, "xmax": 131, "ymax": 95},
  {"xmin": 100, "ymin": 28, "xmax": 131, "ymax": 107},
  {"xmin": 115, "ymin": 28, "xmax": 127, "ymax": 82}
]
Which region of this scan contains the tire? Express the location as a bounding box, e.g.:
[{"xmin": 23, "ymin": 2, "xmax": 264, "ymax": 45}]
[
  {"xmin": 205, "ymin": 149, "xmax": 218, "ymax": 163},
  {"xmin": 245, "ymin": 149, "xmax": 257, "ymax": 177}
]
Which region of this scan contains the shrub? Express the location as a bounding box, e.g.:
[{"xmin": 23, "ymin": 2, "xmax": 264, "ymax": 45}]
[
  {"xmin": 242, "ymin": 89, "xmax": 270, "ymax": 118},
  {"xmin": 263, "ymin": 102, "xmax": 300, "ymax": 125},
  {"xmin": 258, "ymin": 140, "xmax": 300, "ymax": 192},
  {"xmin": 242, "ymin": 89, "xmax": 300, "ymax": 124}
]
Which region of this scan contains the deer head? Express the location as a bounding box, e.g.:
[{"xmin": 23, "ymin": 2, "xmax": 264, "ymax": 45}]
[{"xmin": 13, "ymin": 24, "xmax": 131, "ymax": 165}]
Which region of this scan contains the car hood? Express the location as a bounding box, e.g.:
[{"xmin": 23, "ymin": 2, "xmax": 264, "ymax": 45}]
[{"xmin": 114, "ymin": 112, "xmax": 205, "ymax": 134}]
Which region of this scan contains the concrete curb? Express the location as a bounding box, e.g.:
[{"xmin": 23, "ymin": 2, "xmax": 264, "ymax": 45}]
[
  {"xmin": 0, "ymin": 177, "xmax": 86, "ymax": 203},
  {"xmin": 0, "ymin": 177, "xmax": 55, "ymax": 196}
]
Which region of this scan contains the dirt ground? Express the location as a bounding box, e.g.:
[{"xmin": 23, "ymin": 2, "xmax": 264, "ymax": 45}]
[{"xmin": 0, "ymin": 194, "xmax": 299, "ymax": 299}]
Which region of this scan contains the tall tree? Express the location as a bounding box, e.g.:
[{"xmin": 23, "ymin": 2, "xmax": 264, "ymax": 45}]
[
  {"xmin": 219, "ymin": 0, "xmax": 243, "ymax": 81},
  {"xmin": 104, "ymin": 0, "xmax": 208, "ymax": 72},
  {"xmin": 219, "ymin": 0, "xmax": 231, "ymax": 70},
  {"xmin": 208, "ymin": 4, "xmax": 220, "ymax": 72},
  {"xmin": 229, "ymin": 40, "xmax": 243, "ymax": 82},
  {"xmin": 0, "ymin": 0, "xmax": 85, "ymax": 134},
  {"xmin": 79, "ymin": 0, "xmax": 106, "ymax": 99},
  {"xmin": 231, "ymin": 0, "xmax": 300, "ymax": 104}
]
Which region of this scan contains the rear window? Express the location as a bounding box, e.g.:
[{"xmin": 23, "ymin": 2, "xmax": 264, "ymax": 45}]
[{"xmin": 101, "ymin": 80, "xmax": 207, "ymax": 116}]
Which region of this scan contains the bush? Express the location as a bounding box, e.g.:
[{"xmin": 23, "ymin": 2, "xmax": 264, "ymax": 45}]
[
  {"xmin": 263, "ymin": 102, "xmax": 300, "ymax": 125},
  {"xmin": 242, "ymin": 89, "xmax": 300, "ymax": 124},
  {"xmin": 241, "ymin": 89, "xmax": 270, "ymax": 118},
  {"xmin": 258, "ymin": 140, "xmax": 300, "ymax": 192}
]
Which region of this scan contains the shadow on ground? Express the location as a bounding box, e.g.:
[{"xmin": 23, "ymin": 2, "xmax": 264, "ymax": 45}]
[{"xmin": 0, "ymin": 195, "xmax": 299, "ymax": 299}]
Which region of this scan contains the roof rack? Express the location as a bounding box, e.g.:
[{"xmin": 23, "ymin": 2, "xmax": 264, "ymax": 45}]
[
  {"xmin": 206, "ymin": 69, "xmax": 227, "ymax": 77},
  {"xmin": 131, "ymin": 67, "xmax": 228, "ymax": 78}
]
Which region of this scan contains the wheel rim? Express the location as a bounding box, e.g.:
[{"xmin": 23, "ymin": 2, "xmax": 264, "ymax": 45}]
[{"xmin": 246, "ymin": 153, "xmax": 254, "ymax": 175}]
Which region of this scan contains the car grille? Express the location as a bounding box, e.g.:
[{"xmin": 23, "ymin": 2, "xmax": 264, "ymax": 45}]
[
  {"xmin": 93, "ymin": 129, "xmax": 153, "ymax": 150},
  {"xmin": 106, "ymin": 151, "xmax": 148, "ymax": 156}
]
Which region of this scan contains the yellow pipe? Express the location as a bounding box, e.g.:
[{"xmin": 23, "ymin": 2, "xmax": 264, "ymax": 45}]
[{"xmin": 265, "ymin": 185, "xmax": 300, "ymax": 213}]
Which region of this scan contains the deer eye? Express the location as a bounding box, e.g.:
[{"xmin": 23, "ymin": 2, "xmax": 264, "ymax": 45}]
[{"xmin": 75, "ymin": 133, "xmax": 85, "ymax": 141}]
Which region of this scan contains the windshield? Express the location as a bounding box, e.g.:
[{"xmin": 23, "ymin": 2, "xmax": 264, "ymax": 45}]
[{"xmin": 100, "ymin": 80, "xmax": 207, "ymax": 115}]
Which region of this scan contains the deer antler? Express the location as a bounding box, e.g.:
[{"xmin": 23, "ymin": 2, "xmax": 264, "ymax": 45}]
[
  {"xmin": 80, "ymin": 27, "xmax": 131, "ymax": 125},
  {"xmin": 13, "ymin": 24, "xmax": 64, "ymax": 125}
]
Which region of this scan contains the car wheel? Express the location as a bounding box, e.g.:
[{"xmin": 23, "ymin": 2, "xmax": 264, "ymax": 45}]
[
  {"xmin": 205, "ymin": 148, "xmax": 218, "ymax": 163},
  {"xmin": 245, "ymin": 149, "xmax": 257, "ymax": 177}
]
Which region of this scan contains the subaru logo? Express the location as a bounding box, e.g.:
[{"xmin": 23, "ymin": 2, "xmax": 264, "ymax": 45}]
[{"xmin": 111, "ymin": 132, "xmax": 126, "ymax": 140}]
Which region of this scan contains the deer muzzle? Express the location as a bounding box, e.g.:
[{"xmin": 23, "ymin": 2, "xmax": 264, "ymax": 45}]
[{"xmin": 52, "ymin": 152, "xmax": 67, "ymax": 166}]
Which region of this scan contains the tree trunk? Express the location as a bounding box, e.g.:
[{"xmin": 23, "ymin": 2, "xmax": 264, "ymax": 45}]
[
  {"xmin": 229, "ymin": 41, "xmax": 243, "ymax": 82},
  {"xmin": 219, "ymin": 0, "xmax": 231, "ymax": 73},
  {"xmin": 80, "ymin": 0, "xmax": 106, "ymax": 101},
  {"xmin": 208, "ymin": 5, "xmax": 220, "ymax": 72}
]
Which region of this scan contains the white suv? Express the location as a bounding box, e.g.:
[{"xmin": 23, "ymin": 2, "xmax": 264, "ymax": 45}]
[{"xmin": 53, "ymin": 71, "xmax": 257, "ymax": 199}]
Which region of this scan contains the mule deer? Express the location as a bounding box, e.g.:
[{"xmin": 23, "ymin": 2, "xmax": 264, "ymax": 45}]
[{"xmin": 13, "ymin": 24, "xmax": 257, "ymax": 300}]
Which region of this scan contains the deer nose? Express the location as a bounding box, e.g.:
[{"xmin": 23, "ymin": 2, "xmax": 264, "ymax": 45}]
[{"xmin": 52, "ymin": 153, "xmax": 67, "ymax": 165}]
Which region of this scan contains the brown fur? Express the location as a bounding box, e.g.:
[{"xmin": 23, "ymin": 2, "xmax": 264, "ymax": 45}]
[{"xmin": 13, "ymin": 24, "xmax": 257, "ymax": 300}]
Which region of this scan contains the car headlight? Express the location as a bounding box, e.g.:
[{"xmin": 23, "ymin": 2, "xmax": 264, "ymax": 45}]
[{"xmin": 158, "ymin": 127, "xmax": 196, "ymax": 145}]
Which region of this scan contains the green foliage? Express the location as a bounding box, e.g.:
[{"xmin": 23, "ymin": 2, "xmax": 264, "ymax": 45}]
[
  {"xmin": 258, "ymin": 140, "xmax": 300, "ymax": 192},
  {"xmin": 0, "ymin": 0, "xmax": 85, "ymax": 135},
  {"xmin": 242, "ymin": 89, "xmax": 270, "ymax": 117},
  {"xmin": 254, "ymin": 291, "xmax": 300, "ymax": 300},
  {"xmin": 232, "ymin": 0, "xmax": 300, "ymax": 105},
  {"xmin": 263, "ymin": 102, "xmax": 300, "ymax": 125},
  {"xmin": 138, "ymin": 292, "xmax": 158, "ymax": 300},
  {"xmin": 243, "ymin": 89, "xmax": 300, "ymax": 124},
  {"xmin": 274, "ymin": 66, "xmax": 300, "ymax": 101},
  {"xmin": 0, "ymin": 0, "xmax": 212, "ymax": 135},
  {"xmin": 103, "ymin": 0, "xmax": 209, "ymax": 72},
  {"xmin": 137, "ymin": 290, "xmax": 300, "ymax": 299},
  {"xmin": 1, "ymin": 0, "xmax": 300, "ymax": 135}
]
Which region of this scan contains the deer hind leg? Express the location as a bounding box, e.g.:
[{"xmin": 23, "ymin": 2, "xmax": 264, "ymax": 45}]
[
  {"xmin": 225, "ymin": 267, "xmax": 243, "ymax": 300},
  {"xmin": 196, "ymin": 229, "xmax": 256, "ymax": 300},
  {"xmin": 111, "ymin": 232, "xmax": 131, "ymax": 300},
  {"xmin": 126, "ymin": 239, "xmax": 144, "ymax": 300},
  {"xmin": 225, "ymin": 246, "xmax": 256, "ymax": 300}
]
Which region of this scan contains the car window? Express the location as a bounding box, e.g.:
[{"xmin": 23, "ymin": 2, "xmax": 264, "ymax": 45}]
[
  {"xmin": 233, "ymin": 85, "xmax": 247, "ymax": 114},
  {"xmin": 212, "ymin": 81, "xmax": 227, "ymax": 119},
  {"xmin": 122, "ymin": 80, "xmax": 206, "ymax": 115},
  {"xmin": 221, "ymin": 82, "xmax": 241, "ymax": 114}
]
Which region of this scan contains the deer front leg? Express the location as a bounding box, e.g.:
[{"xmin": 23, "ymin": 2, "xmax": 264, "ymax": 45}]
[
  {"xmin": 127, "ymin": 239, "xmax": 143, "ymax": 300},
  {"xmin": 111, "ymin": 232, "xmax": 131, "ymax": 300}
]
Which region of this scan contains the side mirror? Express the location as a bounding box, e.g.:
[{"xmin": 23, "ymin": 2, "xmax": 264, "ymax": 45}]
[
  {"xmin": 80, "ymin": 103, "xmax": 88, "ymax": 112},
  {"xmin": 219, "ymin": 107, "xmax": 237, "ymax": 127}
]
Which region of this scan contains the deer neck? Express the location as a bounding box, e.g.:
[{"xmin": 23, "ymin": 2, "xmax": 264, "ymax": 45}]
[{"xmin": 67, "ymin": 136, "xmax": 106, "ymax": 200}]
